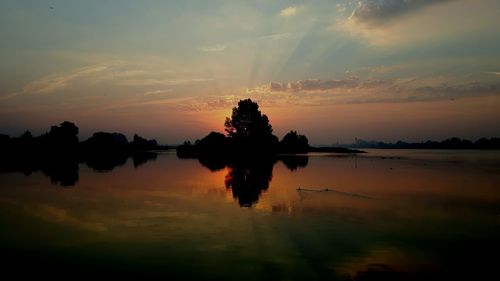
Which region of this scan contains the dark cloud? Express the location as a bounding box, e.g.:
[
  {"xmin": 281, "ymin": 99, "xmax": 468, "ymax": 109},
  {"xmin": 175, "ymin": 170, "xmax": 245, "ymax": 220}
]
[
  {"xmin": 269, "ymin": 82, "xmax": 284, "ymax": 91},
  {"xmin": 249, "ymin": 78, "xmax": 500, "ymax": 105},
  {"xmin": 268, "ymin": 79, "xmax": 356, "ymax": 92},
  {"xmin": 350, "ymin": 0, "xmax": 453, "ymax": 26},
  {"xmin": 411, "ymin": 82, "xmax": 500, "ymax": 101},
  {"xmin": 267, "ymin": 78, "xmax": 388, "ymax": 92}
]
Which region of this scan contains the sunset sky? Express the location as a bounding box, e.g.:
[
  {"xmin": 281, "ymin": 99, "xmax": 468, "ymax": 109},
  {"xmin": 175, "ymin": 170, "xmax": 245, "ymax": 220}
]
[{"xmin": 1, "ymin": 0, "xmax": 499, "ymax": 144}]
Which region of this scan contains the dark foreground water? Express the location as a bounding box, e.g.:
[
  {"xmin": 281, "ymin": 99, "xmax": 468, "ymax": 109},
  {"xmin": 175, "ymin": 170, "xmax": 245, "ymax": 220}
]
[{"xmin": 1, "ymin": 150, "xmax": 499, "ymax": 280}]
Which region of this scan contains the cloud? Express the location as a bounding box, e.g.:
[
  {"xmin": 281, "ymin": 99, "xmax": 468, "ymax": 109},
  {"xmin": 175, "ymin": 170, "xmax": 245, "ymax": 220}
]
[
  {"xmin": 22, "ymin": 64, "xmax": 110, "ymax": 94},
  {"xmin": 246, "ymin": 77, "xmax": 500, "ymax": 105},
  {"xmin": 412, "ymin": 82, "xmax": 500, "ymax": 101},
  {"xmin": 334, "ymin": 0, "xmax": 498, "ymax": 46},
  {"xmin": 108, "ymin": 94, "xmax": 242, "ymax": 113},
  {"xmin": 28, "ymin": 204, "xmax": 107, "ymax": 232},
  {"xmin": 117, "ymin": 78, "xmax": 214, "ymax": 87},
  {"xmin": 279, "ymin": 6, "xmax": 300, "ymax": 17},
  {"xmin": 485, "ymin": 71, "xmax": 500, "ymax": 77},
  {"xmin": 14, "ymin": 62, "xmax": 214, "ymax": 98},
  {"xmin": 142, "ymin": 89, "xmax": 173, "ymax": 96},
  {"xmin": 265, "ymin": 78, "xmax": 387, "ymax": 92},
  {"xmin": 336, "ymin": 3, "xmax": 347, "ymax": 13},
  {"xmin": 260, "ymin": 32, "xmax": 291, "ymax": 40},
  {"xmin": 350, "ymin": 0, "xmax": 453, "ymax": 26},
  {"xmin": 199, "ymin": 44, "xmax": 226, "ymax": 52}
]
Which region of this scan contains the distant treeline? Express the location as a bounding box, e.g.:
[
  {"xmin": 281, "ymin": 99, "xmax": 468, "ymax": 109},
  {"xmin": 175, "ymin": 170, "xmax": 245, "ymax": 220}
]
[
  {"xmin": 0, "ymin": 121, "xmax": 167, "ymax": 155},
  {"xmin": 0, "ymin": 121, "xmax": 166, "ymax": 186},
  {"xmin": 350, "ymin": 137, "xmax": 500, "ymax": 149}
]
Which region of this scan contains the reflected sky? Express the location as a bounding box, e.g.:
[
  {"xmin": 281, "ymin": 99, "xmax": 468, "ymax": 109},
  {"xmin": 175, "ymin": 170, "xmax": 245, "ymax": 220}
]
[{"xmin": 1, "ymin": 150, "xmax": 500, "ymax": 279}]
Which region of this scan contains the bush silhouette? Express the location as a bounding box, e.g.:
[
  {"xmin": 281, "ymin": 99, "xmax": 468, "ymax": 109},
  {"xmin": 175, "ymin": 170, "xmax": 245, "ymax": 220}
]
[
  {"xmin": 131, "ymin": 134, "xmax": 158, "ymax": 151},
  {"xmin": 280, "ymin": 130, "xmax": 309, "ymax": 153}
]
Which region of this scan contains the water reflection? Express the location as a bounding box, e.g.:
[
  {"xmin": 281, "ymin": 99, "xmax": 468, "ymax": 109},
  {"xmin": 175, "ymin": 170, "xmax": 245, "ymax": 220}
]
[
  {"xmin": 85, "ymin": 152, "xmax": 128, "ymax": 172},
  {"xmin": 132, "ymin": 152, "xmax": 158, "ymax": 168},
  {"xmin": 0, "ymin": 151, "xmax": 499, "ymax": 280},
  {"xmin": 0, "ymin": 151, "xmax": 158, "ymax": 187},
  {"xmin": 0, "ymin": 155, "xmax": 80, "ymax": 187},
  {"xmin": 351, "ymin": 264, "xmax": 409, "ymax": 281},
  {"xmin": 195, "ymin": 155, "xmax": 309, "ymax": 207},
  {"xmin": 197, "ymin": 156, "xmax": 227, "ymax": 172},
  {"xmin": 42, "ymin": 157, "xmax": 80, "ymax": 187},
  {"xmin": 224, "ymin": 159, "xmax": 276, "ymax": 207},
  {"xmin": 279, "ymin": 155, "xmax": 309, "ymax": 171}
]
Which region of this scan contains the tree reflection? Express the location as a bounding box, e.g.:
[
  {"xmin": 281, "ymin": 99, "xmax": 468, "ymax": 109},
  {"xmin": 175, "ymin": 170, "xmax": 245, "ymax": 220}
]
[
  {"xmin": 197, "ymin": 155, "xmax": 309, "ymax": 207},
  {"xmin": 279, "ymin": 155, "xmax": 309, "ymax": 171},
  {"xmin": 0, "ymin": 121, "xmax": 162, "ymax": 187},
  {"xmin": 0, "ymin": 155, "xmax": 80, "ymax": 187},
  {"xmin": 0, "ymin": 153, "xmax": 157, "ymax": 187},
  {"xmin": 132, "ymin": 151, "xmax": 158, "ymax": 168},
  {"xmin": 41, "ymin": 157, "xmax": 79, "ymax": 187},
  {"xmin": 85, "ymin": 152, "xmax": 128, "ymax": 172},
  {"xmin": 198, "ymin": 155, "xmax": 227, "ymax": 172},
  {"xmin": 224, "ymin": 158, "xmax": 276, "ymax": 207}
]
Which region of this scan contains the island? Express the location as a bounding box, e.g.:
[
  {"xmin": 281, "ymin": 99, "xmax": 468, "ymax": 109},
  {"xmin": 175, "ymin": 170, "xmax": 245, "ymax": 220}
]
[{"xmin": 177, "ymin": 98, "xmax": 364, "ymax": 159}]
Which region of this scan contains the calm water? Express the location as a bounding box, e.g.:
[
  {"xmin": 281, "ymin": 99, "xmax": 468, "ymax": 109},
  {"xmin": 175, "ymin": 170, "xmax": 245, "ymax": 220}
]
[{"xmin": 1, "ymin": 150, "xmax": 500, "ymax": 280}]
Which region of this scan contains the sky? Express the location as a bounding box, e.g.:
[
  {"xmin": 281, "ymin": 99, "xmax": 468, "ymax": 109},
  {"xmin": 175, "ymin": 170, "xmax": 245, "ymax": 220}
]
[{"xmin": 0, "ymin": 0, "xmax": 499, "ymax": 145}]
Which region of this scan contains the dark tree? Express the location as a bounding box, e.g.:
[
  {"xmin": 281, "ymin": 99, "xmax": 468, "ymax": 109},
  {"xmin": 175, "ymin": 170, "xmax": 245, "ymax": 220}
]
[
  {"xmin": 475, "ymin": 137, "xmax": 500, "ymax": 149},
  {"xmin": 178, "ymin": 99, "xmax": 283, "ymax": 157},
  {"xmin": 224, "ymin": 99, "xmax": 273, "ymax": 140},
  {"xmin": 224, "ymin": 99, "xmax": 277, "ymax": 150},
  {"xmin": 280, "ymin": 130, "xmax": 309, "ymax": 153},
  {"xmin": 198, "ymin": 131, "xmax": 228, "ymax": 149},
  {"xmin": 20, "ymin": 130, "xmax": 33, "ymax": 139},
  {"xmin": 131, "ymin": 134, "xmax": 159, "ymax": 151},
  {"xmin": 49, "ymin": 121, "xmax": 79, "ymax": 144},
  {"xmin": 79, "ymin": 132, "xmax": 129, "ymax": 171},
  {"xmin": 39, "ymin": 121, "xmax": 79, "ymax": 152},
  {"xmin": 82, "ymin": 132, "xmax": 129, "ymax": 151},
  {"xmin": 18, "ymin": 130, "xmax": 35, "ymax": 149}
]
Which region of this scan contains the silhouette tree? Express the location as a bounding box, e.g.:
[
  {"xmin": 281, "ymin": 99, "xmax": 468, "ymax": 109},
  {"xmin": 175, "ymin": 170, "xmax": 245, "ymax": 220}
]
[
  {"xmin": 224, "ymin": 99, "xmax": 272, "ymax": 139},
  {"xmin": 48, "ymin": 121, "xmax": 79, "ymax": 146},
  {"xmin": 36, "ymin": 121, "xmax": 80, "ymax": 152},
  {"xmin": 280, "ymin": 130, "xmax": 309, "ymax": 153},
  {"xmin": 20, "ymin": 130, "xmax": 33, "ymax": 139},
  {"xmin": 0, "ymin": 121, "xmax": 162, "ymax": 187},
  {"xmin": 17, "ymin": 130, "xmax": 36, "ymax": 150},
  {"xmin": 130, "ymin": 134, "xmax": 159, "ymax": 151},
  {"xmin": 80, "ymin": 132, "xmax": 129, "ymax": 171},
  {"xmin": 198, "ymin": 131, "xmax": 228, "ymax": 149},
  {"xmin": 224, "ymin": 99, "xmax": 278, "ymax": 150}
]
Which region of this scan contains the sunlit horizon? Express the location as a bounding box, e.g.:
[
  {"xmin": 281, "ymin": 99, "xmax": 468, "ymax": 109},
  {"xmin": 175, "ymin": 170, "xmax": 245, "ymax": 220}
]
[{"xmin": 1, "ymin": 0, "xmax": 499, "ymax": 144}]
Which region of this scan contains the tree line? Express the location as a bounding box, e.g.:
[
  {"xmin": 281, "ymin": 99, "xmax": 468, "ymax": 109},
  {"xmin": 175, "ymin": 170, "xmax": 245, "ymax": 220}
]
[
  {"xmin": 0, "ymin": 121, "xmax": 163, "ymax": 155},
  {"xmin": 0, "ymin": 121, "xmax": 161, "ymax": 186},
  {"xmin": 351, "ymin": 138, "xmax": 500, "ymax": 149}
]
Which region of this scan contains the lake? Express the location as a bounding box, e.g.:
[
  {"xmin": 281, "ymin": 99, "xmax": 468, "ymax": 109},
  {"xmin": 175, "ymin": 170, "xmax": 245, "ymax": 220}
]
[{"xmin": 1, "ymin": 149, "xmax": 499, "ymax": 280}]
